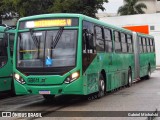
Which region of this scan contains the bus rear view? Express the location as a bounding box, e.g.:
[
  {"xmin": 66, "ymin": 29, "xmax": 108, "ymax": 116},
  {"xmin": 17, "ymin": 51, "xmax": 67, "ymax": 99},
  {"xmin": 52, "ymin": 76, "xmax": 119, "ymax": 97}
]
[{"xmin": 14, "ymin": 14, "xmax": 82, "ymax": 100}]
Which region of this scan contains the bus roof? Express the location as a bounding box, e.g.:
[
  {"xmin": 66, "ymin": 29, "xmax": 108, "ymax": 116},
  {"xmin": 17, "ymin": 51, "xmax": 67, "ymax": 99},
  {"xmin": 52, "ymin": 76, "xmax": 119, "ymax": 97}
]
[
  {"xmin": 17, "ymin": 13, "xmax": 154, "ymax": 37},
  {"xmin": 18, "ymin": 13, "xmax": 85, "ymax": 21},
  {"xmin": 18, "ymin": 13, "xmax": 133, "ymax": 34},
  {"xmin": 83, "ymin": 14, "xmax": 133, "ymax": 34},
  {"xmin": 137, "ymin": 32, "xmax": 154, "ymax": 39}
]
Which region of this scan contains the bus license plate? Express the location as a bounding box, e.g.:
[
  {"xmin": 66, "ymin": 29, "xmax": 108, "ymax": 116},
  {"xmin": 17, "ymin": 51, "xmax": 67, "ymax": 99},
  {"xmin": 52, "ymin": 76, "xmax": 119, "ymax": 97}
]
[{"xmin": 39, "ymin": 90, "xmax": 51, "ymax": 95}]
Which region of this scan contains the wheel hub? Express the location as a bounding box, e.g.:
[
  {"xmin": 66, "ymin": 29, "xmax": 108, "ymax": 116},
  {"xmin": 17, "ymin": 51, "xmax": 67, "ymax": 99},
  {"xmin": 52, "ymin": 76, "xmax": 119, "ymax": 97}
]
[{"xmin": 100, "ymin": 80, "xmax": 105, "ymax": 91}]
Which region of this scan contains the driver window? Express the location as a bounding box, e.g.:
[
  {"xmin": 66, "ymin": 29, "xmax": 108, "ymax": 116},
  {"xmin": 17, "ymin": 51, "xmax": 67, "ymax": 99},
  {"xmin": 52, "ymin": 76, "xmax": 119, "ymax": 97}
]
[{"xmin": 83, "ymin": 21, "xmax": 95, "ymax": 54}]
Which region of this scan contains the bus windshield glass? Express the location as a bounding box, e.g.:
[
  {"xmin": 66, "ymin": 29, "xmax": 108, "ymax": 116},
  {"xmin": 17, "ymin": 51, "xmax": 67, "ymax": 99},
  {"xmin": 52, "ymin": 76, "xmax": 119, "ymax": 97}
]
[{"xmin": 17, "ymin": 29, "xmax": 77, "ymax": 68}]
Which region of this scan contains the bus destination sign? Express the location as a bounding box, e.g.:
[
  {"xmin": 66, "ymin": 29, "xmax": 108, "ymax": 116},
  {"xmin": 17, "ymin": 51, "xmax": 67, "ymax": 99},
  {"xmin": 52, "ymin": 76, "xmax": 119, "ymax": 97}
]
[{"xmin": 19, "ymin": 18, "xmax": 78, "ymax": 29}]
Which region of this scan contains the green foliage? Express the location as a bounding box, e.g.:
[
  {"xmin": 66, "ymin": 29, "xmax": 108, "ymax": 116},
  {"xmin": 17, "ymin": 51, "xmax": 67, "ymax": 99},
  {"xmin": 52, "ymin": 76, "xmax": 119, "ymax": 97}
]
[
  {"xmin": 12, "ymin": 0, "xmax": 54, "ymax": 17},
  {"xmin": 0, "ymin": 0, "xmax": 54, "ymax": 18},
  {"xmin": 49, "ymin": 0, "xmax": 108, "ymax": 18},
  {"xmin": 0, "ymin": 0, "xmax": 108, "ymax": 19},
  {"xmin": 118, "ymin": 0, "xmax": 147, "ymax": 15},
  {"xmin": 0, "ymin": 0, "xmax": 15, "ymax": 17}
]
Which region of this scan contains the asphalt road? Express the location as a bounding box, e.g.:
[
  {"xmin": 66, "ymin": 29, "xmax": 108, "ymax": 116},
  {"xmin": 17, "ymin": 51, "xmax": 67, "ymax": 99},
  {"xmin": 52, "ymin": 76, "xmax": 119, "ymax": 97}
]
[{"xmin": 0, "ymin": 70, "xmax": 160, "ymax": 120}]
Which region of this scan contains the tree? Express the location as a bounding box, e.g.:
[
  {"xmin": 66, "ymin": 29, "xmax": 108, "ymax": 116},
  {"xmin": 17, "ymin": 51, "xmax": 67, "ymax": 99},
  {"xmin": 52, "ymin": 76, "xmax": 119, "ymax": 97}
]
[
  {"xmin": 11, "ymin": 0, "xmax": 54, "ymax": 17},
  {"xmin": 0, "ymin": 0, "xmax": 108, "ymax": 19},
  {"xmin": 49, "ymin": 0, "xmax": 108, "ymax": 18},
  {"xmin": 0, "ymin": 0, "xmax": 54, "ymax": 18},
  {"xmin": 117, "ymin": 0, "xmax": 147, "ymax": 15},
  {"xmin": 0, "ymin": 0, "xmax": 16, "ymax": 20}
]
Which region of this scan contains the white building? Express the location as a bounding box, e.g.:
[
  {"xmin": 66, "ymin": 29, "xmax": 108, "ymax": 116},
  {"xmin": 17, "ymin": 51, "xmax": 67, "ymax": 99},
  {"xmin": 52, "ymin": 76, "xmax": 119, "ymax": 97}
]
[
  {"xmin": 100, "ymin": 13, "xmax": 160, "ymax": 66},
  {"xmin": 2, "ymin": 18, "xmax": 18, "ymax": 26}
]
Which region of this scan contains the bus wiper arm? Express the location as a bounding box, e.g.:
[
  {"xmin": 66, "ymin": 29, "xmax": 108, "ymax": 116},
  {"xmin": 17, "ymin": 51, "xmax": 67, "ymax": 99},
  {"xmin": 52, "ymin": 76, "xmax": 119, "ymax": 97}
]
[
  {"xmin": 51, "ymin": 27, "xmax": 64, "ymax": 49},
  {"xmin": 29, "ymin": 29, "xmax": 39, "ymax": 48},
  {"xmin": 29, "ymin": 29, "xmax": 40, "ymax": 58}
]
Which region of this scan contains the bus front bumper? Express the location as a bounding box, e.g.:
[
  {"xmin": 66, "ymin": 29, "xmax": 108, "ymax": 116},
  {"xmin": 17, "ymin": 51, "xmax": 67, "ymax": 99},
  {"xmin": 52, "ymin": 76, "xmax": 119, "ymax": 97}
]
[{"xmin": 14, "ymin": 78, "xmax": 84, "ymax": 95}]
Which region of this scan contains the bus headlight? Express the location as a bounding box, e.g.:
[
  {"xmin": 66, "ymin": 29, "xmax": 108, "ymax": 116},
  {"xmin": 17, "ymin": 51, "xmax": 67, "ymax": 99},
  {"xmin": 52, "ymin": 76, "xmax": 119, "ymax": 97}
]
[
  {"xmin": 14, "ymin": 73, "xmax": 26, "ymax": 84},
  {"xmin": 64, "ymin": 71, "xmax": 80, "ymax": 84}
]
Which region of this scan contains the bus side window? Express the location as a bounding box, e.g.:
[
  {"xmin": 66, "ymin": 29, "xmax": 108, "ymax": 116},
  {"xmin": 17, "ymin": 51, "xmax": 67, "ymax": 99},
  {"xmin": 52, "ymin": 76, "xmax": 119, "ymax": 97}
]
[
  {"xmin": 146, "ymin": 38, "xmax": 150, "ymax": 53},
  {"xmin": 153, "ymin": 39, "xmax": 155, "ymax": 52},
  {"xmin": 83, "ymin": 29, "xmax": 94, "ymax": 54},
  {"xmin": 150, "ymin": 38, "xmax": 155, "ymax": 52},
  {"xmin": 83, "ymin": 21, "xmax": 95, "ymax": 54},
  {"xmin": 150, "ymin": 38, "xmax": 153, "ymax": 52},
  {"xmin": 127, "ymin": 34, "xmax": 133, "ymax": 53},
  {"xmin": 95, "ymin": 26, "xmax": 104, "ymax": 52},
  {"xmin": 104, "ymin": 28, "xmax": 112, "ymax": 52},
  {"xmin": 114, "ymin": 31, "xmax": 121, "ymax": 53},
  {"xmin": 139, "ymin": 37, "xmax": 143, "ymax": 53},
  {"xmin": 142, "ymin": 38, "xmax": 147, "ymax": 53},
  {"xmin": 121, "ymin": 33, "xmax": 127, "ymax": 53}
]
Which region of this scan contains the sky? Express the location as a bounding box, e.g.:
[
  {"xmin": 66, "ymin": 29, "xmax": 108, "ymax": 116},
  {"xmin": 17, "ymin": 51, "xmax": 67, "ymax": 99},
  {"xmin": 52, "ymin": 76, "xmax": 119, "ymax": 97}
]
[{"xmin": 98, "ymin": 0, "xmax": 123, "ymax": 13}]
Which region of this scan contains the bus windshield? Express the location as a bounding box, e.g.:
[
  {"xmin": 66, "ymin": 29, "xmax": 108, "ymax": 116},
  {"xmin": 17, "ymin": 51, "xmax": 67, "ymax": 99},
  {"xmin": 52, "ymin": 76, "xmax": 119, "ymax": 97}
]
[{"xmin": 17, "ymin": 29, "xmax": 77, "ymax": 68}]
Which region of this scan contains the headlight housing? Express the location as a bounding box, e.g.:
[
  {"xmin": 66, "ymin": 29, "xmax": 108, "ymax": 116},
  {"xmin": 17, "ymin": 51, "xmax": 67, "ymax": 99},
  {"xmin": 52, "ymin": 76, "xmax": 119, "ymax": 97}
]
[
  {"xmin": 14, "ymin": 73, "xmax": 26, "ymax": 84},
  {"xmin": 64, "ymin": 71, "xmax": 80, "ymax": 84}
]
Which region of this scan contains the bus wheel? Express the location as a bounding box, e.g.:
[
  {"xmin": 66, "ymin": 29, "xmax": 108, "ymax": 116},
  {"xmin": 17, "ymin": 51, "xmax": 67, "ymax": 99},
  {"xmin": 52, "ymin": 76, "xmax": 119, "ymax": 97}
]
[
  {"xmin": 146, "ymin": 66, "xmax": 151, "ymax": 79},
  {"xmin": 97, "ymin": 74, "xmax": 105, "ymax": 98},
  {"xmin": 43, "ymin": 95, "xmax": 55, "ymax": 102},
  {"xmin": 127, "ymin": 69, "xmax": 132, "ymax": 87}
]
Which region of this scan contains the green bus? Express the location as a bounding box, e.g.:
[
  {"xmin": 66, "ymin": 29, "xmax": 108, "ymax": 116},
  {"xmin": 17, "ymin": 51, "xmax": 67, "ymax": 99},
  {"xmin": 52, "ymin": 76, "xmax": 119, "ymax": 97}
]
[
  {"xmin": 0, "ymin": 25, "xmax": 16, "ymax": 93},
  {"xmin": 13, "ymin": 14, "xmax": 156, "ymax": 100}
]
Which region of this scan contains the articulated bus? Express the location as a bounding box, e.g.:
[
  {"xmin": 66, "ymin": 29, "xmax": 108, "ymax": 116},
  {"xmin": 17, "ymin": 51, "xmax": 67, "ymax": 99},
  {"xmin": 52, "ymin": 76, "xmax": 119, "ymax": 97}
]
[
  {"xmin": 13, "ymin": 14, "xmax": 156, "ymax": 100},
  {"xmin": 0, "ymin": 25, "xmax": 16, "ymax": 93}
]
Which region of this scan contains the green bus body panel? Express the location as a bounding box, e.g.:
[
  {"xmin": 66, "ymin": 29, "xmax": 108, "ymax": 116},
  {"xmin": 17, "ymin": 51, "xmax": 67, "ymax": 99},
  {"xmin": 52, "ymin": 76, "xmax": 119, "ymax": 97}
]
[
  {"xmin": 0, "ymin": 26, "xmax": 15, "ymax": 92},
  {"xmin": 83, "ymin": 52, "xmax": 134, "ymax": 94},
  {"xmin": 13, "ymin": 13, "xmax": 156, "ymax": 96},
  {"xmin": 14, "ymin": 77, "xmax": 83, "ymax": 95},
  {"xmin": 139, "ymin": 53, "xmax": 156, "ymax": 77},
  {"xmin": 138, "ymin": 34, "xmax": 156, "ymax": 78}
]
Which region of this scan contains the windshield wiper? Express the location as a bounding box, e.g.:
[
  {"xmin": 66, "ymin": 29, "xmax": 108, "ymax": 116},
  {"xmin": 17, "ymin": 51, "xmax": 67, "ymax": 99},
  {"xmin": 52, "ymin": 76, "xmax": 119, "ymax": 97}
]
[
  {"xmin": 50, "ymin": 27, "xmax": 64, "ymax": 58},
  {"xmin": 29, "ymin": 29, "xmax": 40, "ymax": 58},
  {"xmin": 51, "ymin": 27, "xmax": 64, "ymax": 49},
  {"xmin": 29, "ymin": 29, "xmax": 39, "ymax": 48}
]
